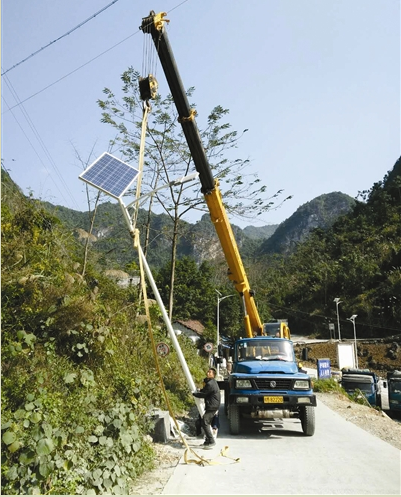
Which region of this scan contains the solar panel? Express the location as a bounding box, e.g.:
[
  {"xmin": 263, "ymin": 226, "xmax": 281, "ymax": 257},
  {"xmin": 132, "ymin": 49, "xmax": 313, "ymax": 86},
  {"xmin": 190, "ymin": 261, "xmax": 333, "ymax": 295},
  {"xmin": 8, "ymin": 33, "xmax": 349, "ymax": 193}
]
[{"xmin": 79, "ymin": 152, "xmax": 139, "ymax": 199}]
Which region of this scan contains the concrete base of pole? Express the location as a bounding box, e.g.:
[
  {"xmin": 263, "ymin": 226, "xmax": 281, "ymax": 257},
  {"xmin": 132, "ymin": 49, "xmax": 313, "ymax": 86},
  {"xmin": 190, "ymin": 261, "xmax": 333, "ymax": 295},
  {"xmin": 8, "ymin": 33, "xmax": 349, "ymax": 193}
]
[{"xmin": 149, "ymin": 410, "xmax": 170, "ymax": 443}]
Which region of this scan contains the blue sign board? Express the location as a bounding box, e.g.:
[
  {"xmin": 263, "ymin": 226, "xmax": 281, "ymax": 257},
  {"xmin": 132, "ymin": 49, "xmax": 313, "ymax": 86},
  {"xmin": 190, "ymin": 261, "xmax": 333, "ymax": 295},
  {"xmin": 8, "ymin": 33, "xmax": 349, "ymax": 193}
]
[{"xmin": 317, "ymin": 358, "xmax": 331, "ymax": 379}]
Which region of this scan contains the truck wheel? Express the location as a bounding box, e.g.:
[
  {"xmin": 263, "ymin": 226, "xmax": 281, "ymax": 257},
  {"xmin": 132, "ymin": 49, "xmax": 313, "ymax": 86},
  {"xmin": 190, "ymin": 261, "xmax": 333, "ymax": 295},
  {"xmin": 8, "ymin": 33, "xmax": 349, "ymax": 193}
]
[
  {"xmin": 229, "ymin": 405, "xmax": 241, "ymax": 435},
  {"xmin": 300, "ymin": 406, "xmax": 315, "ymax": 436}
]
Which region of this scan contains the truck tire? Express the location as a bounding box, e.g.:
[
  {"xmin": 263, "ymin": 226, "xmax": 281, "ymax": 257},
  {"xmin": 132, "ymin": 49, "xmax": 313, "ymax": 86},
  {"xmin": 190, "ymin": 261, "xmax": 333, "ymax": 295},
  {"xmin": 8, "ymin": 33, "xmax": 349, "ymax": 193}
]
[
  {"xmin": 300, "ymin": 406, "xmax": 315, "ymax": 436},
  {"xmin": 229, "ymin": 405, "xmax": 241, "ymax": 435}
]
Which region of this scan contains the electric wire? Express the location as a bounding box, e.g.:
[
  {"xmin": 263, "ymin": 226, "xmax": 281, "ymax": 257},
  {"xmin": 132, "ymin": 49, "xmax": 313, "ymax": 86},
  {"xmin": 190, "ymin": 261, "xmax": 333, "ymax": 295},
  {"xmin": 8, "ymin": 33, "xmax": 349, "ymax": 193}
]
[
  {"xmin": 2, "ymin": 95, "xmax": 77, "ymax": 208},
  {"xmin": 2, "ymin": 74, "xmax": 80, "ymax": 209},
  {"xmin": 4, "ymin": 30, "xmax": 140, "ymax": 113},
  {"xmin": 1, "ymin": 0, "xmax": 121, "ymax": 76},
  {"xmin": 3, "ymin": 0, "xmax": 189, "ymax": 113}
]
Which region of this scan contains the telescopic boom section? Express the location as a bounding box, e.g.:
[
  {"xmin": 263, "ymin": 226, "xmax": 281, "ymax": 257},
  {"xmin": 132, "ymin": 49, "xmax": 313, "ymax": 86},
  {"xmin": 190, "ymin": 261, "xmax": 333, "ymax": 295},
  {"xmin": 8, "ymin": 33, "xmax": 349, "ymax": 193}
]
[{"xmin": 141, "ymin": 11, "xmax": 263, "ymax": 337}]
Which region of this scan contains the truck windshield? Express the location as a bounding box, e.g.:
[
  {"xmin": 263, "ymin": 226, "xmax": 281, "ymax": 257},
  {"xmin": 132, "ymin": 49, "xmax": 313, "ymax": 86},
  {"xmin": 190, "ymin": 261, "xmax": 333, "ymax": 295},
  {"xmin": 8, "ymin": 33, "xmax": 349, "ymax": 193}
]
[
  {"xmin": 389, "ymin": 380, "xmax": 401, "ymax": 394},
  {"xmin": 236, "ymin": 340, "xmax": 293, "ymax": 362},
  {"xmin": 342, "ymin": 381, "xmax": 373, "ymax": 393}
]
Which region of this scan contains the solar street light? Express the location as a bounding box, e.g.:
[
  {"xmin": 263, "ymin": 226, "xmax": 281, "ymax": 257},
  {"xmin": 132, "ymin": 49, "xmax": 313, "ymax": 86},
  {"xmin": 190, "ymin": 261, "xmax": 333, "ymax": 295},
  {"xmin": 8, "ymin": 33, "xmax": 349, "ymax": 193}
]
[{"xmin": 79, "ymin": 153, "xmax": 204, "ymax": 415}]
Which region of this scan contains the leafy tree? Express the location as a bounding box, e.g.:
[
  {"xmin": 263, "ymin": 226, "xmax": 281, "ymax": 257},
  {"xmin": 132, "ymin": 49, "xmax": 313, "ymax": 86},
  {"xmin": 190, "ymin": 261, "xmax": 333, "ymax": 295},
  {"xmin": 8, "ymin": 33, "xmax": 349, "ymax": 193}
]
[
  {"xmin": 98, "ymin": 67, "xmax": 290, "ymax": 319},
  {"xmin": 156, "ymin": 257, "xmax": 216, "ymax": 322}
]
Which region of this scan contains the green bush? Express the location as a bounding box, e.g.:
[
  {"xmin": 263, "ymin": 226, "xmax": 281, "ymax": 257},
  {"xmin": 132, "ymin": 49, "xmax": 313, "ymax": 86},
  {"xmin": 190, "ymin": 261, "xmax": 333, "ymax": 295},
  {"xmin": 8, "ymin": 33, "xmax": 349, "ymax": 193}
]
[{"xmin": 312, "ymin": 378, "xmax": 344, "ymax": 393}]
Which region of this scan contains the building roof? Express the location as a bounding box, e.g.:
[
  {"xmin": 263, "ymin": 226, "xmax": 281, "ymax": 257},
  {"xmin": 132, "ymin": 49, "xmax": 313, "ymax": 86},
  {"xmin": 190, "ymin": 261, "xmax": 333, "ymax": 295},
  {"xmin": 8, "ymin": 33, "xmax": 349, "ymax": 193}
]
[{"xmin": 174, "ymin": 319, "xmax": 205, "ymax": 336}]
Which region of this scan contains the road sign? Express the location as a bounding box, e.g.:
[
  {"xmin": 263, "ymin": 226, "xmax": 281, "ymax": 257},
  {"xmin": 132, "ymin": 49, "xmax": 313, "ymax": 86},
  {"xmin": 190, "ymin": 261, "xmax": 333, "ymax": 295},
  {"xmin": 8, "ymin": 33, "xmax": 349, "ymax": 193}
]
[
  {"xmin": 317, "ymin": 358, "xmax": 331, "ymax": 379},
  {"xmin": 204, "ymin": 342, "xmax": 213, "ymax": 353},
  {"xmin": 156, "ymin": 342, "xmax": 170, "ymax": 357}
]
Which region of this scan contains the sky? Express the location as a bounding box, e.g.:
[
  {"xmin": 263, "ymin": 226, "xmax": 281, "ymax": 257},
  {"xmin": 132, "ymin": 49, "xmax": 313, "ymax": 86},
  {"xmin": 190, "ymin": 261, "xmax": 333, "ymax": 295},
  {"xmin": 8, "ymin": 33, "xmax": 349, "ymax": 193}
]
[{"xmin": 1, "ymin": 0, "xmax": 400, "ymax": 228}]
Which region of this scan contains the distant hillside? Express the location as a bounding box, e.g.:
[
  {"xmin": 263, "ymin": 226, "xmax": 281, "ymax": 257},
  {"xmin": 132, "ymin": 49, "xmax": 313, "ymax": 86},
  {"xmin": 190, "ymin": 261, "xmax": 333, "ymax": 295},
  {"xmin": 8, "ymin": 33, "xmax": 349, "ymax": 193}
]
[
  {"xmin": 2, "ymin": 167, "xmax": 356, "ymax": 268},
  {"xmin": 258, "ymin": 192, "xmax": 356, "ymax": 255},
  {"xmin": 243, "ymin": 224, "xmax": 278, "ymax": 240}
]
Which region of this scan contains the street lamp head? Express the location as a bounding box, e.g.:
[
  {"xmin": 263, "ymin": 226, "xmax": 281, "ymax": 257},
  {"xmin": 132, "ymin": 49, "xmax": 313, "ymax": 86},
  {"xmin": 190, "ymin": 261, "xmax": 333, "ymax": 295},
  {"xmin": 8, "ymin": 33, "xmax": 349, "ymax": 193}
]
[
  {"xmin": 333, "ymin": 297, "xmax": 342, "ymax": 305},
  {"xmin": 347, "ymin": 314, "xmax": 357, "ymax": 322},
  {"xmin": 172, "ymin": 171, "xmax": 199, "ymax": 185}
]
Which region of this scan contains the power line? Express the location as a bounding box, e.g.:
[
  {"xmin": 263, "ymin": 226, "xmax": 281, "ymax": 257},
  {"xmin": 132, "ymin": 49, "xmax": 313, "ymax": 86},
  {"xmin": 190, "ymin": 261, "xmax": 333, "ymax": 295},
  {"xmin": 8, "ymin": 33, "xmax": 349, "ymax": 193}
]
[
  {"xmin": 4, "ymin": 30, "xmax": 139, "ymax": 112},
  {"xmin": 1, "ymin": 0, "xmax": 121, "ymax": 76},
  {"xmin": 2, "ymin": 76, "xmax": 80, "ymax": 209},
  {"xmin": 3, "ymin": 1, "xmax": 189, "ymax": 113}
]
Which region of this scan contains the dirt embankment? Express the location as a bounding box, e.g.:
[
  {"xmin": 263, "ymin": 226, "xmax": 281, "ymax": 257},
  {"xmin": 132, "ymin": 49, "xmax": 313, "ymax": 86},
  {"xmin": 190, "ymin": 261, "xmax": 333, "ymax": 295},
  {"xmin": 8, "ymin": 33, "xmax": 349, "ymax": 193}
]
[{"xmin": 294, "ymin": 335, "xmax": 401, "ymax": 377}]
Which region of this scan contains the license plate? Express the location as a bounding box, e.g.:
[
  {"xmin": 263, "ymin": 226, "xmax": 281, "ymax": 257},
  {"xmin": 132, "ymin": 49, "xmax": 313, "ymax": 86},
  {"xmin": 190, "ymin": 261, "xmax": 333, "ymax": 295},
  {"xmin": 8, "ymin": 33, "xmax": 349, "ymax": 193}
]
[{"xmin": 264, "ymin": 396, "xmax": 283, "ymax": 403}]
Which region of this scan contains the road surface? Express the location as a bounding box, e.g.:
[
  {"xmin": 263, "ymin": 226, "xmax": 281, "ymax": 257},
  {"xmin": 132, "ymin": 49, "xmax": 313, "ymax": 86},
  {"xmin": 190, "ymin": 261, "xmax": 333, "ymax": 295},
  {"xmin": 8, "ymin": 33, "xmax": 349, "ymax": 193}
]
[{"xmin": 163, "ymin": 395, "xmax": 400, "ymax": 495}]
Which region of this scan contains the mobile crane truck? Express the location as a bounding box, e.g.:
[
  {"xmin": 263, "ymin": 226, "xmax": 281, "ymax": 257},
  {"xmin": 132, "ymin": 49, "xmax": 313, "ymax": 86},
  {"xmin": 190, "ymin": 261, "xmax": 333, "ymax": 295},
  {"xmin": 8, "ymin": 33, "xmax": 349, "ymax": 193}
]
[{"xmin": 140, "ymin": 11, "xmax": 316, "ymax": 436}]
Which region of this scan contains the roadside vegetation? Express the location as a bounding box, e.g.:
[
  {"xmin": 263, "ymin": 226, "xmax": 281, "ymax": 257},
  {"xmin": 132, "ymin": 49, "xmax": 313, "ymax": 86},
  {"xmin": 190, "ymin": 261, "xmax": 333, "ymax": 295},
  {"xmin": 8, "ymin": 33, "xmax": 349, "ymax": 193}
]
[
  {"xmin": 311, "ymin": 378, "xmax": 343, "ymax": 394},
  {"xmin": 1, "ymin": 179, "xmax": 209, "ymax": 495}
]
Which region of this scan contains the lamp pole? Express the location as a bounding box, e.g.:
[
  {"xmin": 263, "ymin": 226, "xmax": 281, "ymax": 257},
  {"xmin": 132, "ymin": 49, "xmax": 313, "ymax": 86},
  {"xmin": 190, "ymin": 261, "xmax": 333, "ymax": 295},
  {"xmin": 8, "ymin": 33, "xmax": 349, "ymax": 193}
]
[
  {"xmin": 347, "ymin": 314, "xmax": 358, "ymax": 368},
  {"xmin": 333, "ymin": 298, "xmax": 342, "ymax": 341},
  {"xmin": 215, "ymin": 290, "xmax": 234, "ymax": 377}
]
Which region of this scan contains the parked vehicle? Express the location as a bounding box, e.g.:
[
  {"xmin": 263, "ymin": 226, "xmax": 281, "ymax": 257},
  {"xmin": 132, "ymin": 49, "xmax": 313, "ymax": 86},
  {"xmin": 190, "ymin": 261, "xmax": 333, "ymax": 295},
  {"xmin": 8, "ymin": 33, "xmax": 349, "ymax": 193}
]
[
  {"xmin": 387, "ymin": 370, "xmax": 401, "ymax": 413},
  {"xmin": 341, "ymin": 368, "xmax": 380, "ymax": 406}
]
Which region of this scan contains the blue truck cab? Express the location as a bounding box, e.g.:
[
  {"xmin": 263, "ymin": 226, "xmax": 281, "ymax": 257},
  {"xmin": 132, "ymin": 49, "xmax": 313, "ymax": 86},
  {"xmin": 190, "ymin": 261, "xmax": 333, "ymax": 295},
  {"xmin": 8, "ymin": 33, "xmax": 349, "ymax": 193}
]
[
  {"xmin": 340, "ymin": 368, "xmax": 379, "ymax": 406},
  {"xmin": 387, "ymin": 370, "xmax": 401, "ymax": 413},
  {"xmin": 223, "ymin": 337, "xmax": 316, "ymax": 436}
]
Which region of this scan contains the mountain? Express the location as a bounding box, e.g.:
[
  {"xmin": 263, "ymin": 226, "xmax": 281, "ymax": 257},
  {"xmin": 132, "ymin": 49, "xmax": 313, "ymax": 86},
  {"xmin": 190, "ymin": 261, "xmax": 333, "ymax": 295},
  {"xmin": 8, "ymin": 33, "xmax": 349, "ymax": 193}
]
[
  {"xmin": 1, "ymin": 166, "xmax": 356, "ymax": 268},
  {"xmin": 258, "ymin": 192, "xmax": 356, "ymax": 255},
  {"xmin": 41, "ymin": 191, "xmax": 355, "ymax": 268},
  {"xmin": 242, "ymin": 224, "xmax": 278, "ymax": 240}
]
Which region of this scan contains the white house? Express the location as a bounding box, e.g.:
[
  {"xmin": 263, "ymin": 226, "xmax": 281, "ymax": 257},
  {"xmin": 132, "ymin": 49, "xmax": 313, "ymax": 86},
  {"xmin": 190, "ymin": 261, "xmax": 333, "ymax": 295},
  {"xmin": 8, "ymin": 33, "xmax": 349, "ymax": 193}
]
[{"xmin": 173, "ymin": 319, "xmax": 205, "ymax": 343}]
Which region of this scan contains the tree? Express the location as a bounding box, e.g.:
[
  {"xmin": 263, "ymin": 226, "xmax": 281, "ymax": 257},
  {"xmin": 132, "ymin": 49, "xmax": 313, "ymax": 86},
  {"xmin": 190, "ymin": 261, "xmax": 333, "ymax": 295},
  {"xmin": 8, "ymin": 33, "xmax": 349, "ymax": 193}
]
[
  {"xmin": 73, "ymin": 145, "xmax": 102, "ymax": 278},
  {"xmin": 98, "ymin": 67, "xmax": 291, "ymax": 319},
  {"xmin": 156, "ymin": 257, "xmax": 216, "ymax": 323}
]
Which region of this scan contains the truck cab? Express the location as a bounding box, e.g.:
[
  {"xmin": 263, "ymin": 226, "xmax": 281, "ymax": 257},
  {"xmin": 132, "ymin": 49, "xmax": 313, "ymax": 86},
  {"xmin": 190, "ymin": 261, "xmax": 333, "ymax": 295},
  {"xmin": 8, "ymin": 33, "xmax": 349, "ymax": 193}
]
[
  {"xmin": 340, "ymin": 368, "xmax": 379, "ymax": 406},
  {"xmin": 387, "ymin": 370, "xmax": 401, "ymax": 414},
  {"xmin": 226, "ymin": 337, "xmax": 316, "ymax": 436}
]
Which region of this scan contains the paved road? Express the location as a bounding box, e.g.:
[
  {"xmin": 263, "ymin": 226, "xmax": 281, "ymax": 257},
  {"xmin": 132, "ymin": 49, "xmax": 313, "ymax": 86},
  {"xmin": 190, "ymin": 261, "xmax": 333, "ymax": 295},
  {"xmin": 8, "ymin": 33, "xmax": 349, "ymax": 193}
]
[{"xmin": 163, "ymin": 396, "xmax": 400, "ymax": 495}]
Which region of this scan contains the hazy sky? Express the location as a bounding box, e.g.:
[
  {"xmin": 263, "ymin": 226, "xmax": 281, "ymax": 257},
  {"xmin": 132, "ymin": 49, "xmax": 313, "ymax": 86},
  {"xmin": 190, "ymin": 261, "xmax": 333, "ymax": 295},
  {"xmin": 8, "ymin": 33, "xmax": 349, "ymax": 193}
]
[{"xmin": 2, "ymin": 0, "xmax": 400, "ymax": 228}]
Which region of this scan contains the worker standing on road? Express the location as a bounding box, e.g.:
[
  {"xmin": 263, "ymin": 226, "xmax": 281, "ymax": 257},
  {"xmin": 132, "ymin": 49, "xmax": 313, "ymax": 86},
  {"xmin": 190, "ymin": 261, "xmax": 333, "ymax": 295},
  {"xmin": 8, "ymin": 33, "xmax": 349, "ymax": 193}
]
[{"xmin": 193, "ymin": 367, "xmax": 221, "ymax": 449}]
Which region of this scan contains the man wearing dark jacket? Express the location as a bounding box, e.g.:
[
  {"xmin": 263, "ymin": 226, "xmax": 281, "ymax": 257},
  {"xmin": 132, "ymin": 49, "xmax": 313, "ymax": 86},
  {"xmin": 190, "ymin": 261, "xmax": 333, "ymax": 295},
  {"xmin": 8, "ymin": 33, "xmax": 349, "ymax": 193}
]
[{"xmin": 193, "ymin": 367, "xmax": 221, "ymax": 448}]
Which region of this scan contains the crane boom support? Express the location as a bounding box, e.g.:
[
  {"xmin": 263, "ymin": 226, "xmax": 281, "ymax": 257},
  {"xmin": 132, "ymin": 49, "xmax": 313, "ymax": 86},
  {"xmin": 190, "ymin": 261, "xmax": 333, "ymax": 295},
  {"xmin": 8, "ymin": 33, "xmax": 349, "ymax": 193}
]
[{"xmin": 141, "ymin": 11, "xmax": 263, "ymax": 337}]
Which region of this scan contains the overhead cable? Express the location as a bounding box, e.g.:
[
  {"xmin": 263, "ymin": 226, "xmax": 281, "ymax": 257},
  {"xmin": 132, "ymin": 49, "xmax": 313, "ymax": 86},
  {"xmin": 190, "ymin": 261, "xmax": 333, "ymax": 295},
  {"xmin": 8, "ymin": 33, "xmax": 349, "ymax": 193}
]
[
  {"xmin": 3, "ymin": 75, "xmax": 79, "ymax": 209},
  {"xmin": 4, "ymin": 30, "xmax": 139, "ymax": 112},
  {"xmin": 3, "ymin": 0, "xmax": 189, "ymax": 113},
  {"xmin": 1, "ymin": 0, "xmax": 121, "ymax": 76}
]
